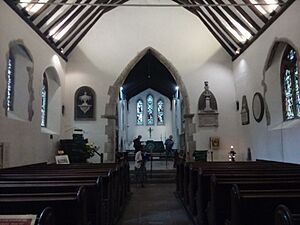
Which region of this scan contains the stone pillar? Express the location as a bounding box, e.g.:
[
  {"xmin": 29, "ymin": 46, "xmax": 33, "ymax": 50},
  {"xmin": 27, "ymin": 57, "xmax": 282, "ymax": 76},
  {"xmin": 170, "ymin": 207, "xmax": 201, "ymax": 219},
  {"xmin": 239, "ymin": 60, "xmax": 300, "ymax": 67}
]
[{"xmin": 183, "ymin": 113, "xmax": 196, "ymax": 161}]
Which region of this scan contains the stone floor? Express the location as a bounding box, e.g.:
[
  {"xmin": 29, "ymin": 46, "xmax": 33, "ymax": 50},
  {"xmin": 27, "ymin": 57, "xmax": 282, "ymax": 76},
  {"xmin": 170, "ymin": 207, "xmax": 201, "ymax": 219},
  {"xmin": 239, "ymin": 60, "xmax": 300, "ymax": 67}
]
[
  {"xmin": 116, "ymin": 183, "xmax": 193, "ymax": 225},
  {"xmin": 128, "ymin": 160, "xmax": 176, "ymax": 171}
]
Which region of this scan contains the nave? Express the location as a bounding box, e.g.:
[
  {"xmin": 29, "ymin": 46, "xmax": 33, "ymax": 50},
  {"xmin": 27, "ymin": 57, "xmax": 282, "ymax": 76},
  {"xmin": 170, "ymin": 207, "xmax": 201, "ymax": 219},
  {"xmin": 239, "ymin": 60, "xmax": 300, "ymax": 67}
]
[{"xmin": 117, "ymin": 183, "xmax": 193, "ymax": 225}]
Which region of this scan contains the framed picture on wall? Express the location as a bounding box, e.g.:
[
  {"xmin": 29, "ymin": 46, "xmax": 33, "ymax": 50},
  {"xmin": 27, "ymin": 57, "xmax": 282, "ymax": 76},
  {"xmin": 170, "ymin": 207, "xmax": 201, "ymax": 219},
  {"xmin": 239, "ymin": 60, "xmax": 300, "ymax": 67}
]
[
  {"xmin": 74, "ymin": 86, "xmax": 96, "ymax": 120},
  {"xmin": 252, "ymin": 92, "xmax": 264, "ymax": 123}
]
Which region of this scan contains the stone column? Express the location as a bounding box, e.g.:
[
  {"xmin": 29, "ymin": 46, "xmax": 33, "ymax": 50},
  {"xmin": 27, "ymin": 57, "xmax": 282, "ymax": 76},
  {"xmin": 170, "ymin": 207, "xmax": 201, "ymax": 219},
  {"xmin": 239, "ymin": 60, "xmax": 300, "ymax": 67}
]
[{"xmin": 183, "ymin": 113, "xmax": 196, "ymax": 161}]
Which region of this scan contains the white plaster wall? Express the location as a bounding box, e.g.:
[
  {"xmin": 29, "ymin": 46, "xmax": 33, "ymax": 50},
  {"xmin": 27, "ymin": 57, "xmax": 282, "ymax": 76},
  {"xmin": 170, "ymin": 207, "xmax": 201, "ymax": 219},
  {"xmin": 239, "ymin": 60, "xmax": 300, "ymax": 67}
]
[
  {"xmin": 127, "ymin": 89, "xmax": 173, "ymax": 149},
  {"xmin": 65, "ymin": 0, "xmax": 237, "ymax": 161},
  {"xmin": 233, "ymin": 1, "xmax": 300, "ymax": 164},
  {"xmin": 0, "ymin": 2, "xmax": 66, "ymax": 167}
]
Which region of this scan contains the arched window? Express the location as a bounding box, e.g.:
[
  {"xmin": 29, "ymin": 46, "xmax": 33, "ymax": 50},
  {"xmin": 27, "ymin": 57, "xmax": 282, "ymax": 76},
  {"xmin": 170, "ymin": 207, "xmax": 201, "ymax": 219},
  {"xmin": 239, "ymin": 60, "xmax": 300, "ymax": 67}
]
[
  {"xmin": 5, "ymin": 41, "xmax": 34, "ymax": 121},
  {"xmin": 6, "ymin": 52, "xmax": 15, "ymax": 112},
  {"xmin": 281, "ymin": 45, "xmax": 300, "ymax": 121},
  {"xmin": 146, "ymin": 94, "xmax": 154, "ymax": 125},
  {"xmin": 41, "ymin": 73, "xmax": 48, "ymax": 127},
  {"xmin": 157, "ymin": 99, "xmax": 164, "ymax": 125},
  {"xmin": 136, "ymin": 99, "xmax": 144, "ymax": 125}
]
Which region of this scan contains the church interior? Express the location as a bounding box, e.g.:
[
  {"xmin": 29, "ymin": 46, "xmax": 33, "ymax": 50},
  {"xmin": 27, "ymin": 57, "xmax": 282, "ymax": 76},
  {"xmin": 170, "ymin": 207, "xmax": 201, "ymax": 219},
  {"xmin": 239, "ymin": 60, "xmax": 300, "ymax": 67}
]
[{"xmin": 1, "ymin": 0, "xmax": 300, "ymax": 225}]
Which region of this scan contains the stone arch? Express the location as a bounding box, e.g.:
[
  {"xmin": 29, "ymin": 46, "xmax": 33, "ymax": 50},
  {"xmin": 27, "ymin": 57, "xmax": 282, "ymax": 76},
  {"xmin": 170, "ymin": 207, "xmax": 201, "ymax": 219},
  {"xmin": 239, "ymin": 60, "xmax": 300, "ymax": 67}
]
[
  {"xmin": 262, "ymin": 38, "xmax": 299, "ymax": 126},
  {"xmin": 102, "ymin": 47, "xmax": 196, "ymax": 161}
]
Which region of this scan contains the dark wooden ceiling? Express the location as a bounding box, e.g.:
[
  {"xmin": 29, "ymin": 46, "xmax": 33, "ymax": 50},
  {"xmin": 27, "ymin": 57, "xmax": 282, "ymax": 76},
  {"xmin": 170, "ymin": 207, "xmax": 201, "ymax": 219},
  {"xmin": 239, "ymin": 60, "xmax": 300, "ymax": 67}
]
[
  {"xmin": 122, "ymin": 49, "xmax": 177, "ymax": 101},
  {"xmin": 4, "ymin": 0, "xmax": 295, "ymax": 60}
]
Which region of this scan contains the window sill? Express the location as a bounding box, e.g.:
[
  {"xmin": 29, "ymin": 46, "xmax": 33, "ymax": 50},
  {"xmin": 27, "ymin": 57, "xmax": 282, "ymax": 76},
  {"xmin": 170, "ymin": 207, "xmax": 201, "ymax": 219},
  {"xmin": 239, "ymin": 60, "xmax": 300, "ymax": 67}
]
[{"xmin": 41, "ymin": 127, "xmax": 59, "ymax": 135}]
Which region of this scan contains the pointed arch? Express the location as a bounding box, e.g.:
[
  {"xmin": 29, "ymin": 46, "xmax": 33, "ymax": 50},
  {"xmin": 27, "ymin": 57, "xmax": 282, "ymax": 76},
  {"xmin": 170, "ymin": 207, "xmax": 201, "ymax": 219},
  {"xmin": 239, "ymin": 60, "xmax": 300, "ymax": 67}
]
[
  {"xmin": 102, "ymin": 47, "xmax": 195, "ymax": 162},
  {"xmin": 262, "ymin": 38, "xmax": 300, "ymax": 125}
]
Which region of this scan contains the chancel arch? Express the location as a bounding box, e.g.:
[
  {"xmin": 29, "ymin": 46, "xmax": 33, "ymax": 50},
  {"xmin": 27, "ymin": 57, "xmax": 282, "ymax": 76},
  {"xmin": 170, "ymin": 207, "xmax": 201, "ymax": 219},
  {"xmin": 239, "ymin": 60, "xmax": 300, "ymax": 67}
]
[{"xmin": 102, "ymin": 47, "xmax": 196, "ymax": 162}]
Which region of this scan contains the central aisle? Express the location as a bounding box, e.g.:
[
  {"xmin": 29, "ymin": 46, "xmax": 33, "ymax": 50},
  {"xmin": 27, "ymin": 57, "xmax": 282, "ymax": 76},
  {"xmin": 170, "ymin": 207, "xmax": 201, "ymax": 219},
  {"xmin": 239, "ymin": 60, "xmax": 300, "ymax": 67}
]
[{"xmin": 117, "ymin": 183, "xmax": 193, "ymax": 225}]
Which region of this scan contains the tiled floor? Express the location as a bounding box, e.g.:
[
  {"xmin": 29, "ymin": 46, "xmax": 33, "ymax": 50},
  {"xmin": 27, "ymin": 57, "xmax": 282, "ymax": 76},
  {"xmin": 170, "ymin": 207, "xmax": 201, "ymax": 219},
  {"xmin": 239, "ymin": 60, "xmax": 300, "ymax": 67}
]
[{"xmin": 116, "ymin": 183, "xmax": 193, "ymax": 225}]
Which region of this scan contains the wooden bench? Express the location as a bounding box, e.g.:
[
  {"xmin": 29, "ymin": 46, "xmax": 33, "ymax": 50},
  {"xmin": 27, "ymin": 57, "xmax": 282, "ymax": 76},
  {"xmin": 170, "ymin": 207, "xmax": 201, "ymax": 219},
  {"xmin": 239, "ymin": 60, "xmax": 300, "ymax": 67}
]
[
  {"xmin": 176, "ymin": 161, "xmax": 300, "ymax": 225},
  {"xmin": 0, "ymin": 206, "xmax": 55, "ymax": 225},
  {"xmin": 275, "ymin": 204, "xmax": 300, "ymax": 225},
  {"xmin": 0, "ymin": 186, "xmax": 87, "ymax": 225},
  {"xmin": 0, "ymin": 162, "xmax": 130, "ymax": 225},
  {"xmin": 208, "ymin": 175, "xmax": 300, "ymax": 225},
  {"xmin": 230, "ymin": 184, "xmax": 300, "ymax": 225}
]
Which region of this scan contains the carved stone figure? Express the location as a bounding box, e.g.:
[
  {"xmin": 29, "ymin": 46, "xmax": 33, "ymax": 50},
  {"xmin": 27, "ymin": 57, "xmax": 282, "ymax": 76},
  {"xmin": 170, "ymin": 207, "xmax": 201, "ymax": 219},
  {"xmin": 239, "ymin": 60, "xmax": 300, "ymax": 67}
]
[{"xmin": 198, "ymin": 81, "xmax": 219, "ymax": 127}]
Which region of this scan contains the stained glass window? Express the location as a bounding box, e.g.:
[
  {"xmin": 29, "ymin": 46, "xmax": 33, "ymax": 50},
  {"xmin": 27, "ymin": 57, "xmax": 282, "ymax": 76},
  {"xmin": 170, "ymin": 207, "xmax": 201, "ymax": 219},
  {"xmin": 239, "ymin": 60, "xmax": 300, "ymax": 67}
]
[
  {"xmin": 136, "ymin": 99, "xmax": 144, "ymax": 125},
  {"xmin": 146, "ymin": 94, "xmax": 154, "ymax": 125},
  {"xmin": 281, "ymin": 45, "xmax": 300, "ymax": 121},
  {"xmin": 41, "ymin": 73, "xmax": 48, "ymax": 127},
  {"xmin": 157, "ymin": 99, "xmax": 164, "ymax": 125},
  {"xmin": 6, "ymin": 53, "xmax": 15, "ymax": 111}
]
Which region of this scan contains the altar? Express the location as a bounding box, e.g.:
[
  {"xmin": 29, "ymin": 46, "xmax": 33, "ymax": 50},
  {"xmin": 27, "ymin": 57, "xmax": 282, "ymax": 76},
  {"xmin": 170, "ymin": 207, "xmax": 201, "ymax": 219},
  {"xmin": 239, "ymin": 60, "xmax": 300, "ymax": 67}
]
[{"xmin": 144, "ymin": 140, "xmax": 165, "ymax": 153}]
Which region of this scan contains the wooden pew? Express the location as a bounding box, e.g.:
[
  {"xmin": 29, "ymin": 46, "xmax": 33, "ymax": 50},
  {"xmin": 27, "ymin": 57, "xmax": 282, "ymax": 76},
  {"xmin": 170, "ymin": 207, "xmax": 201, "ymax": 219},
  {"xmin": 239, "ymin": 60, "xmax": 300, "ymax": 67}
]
[
  {"xmin": 0, "ymin": 206, "xmax": 55, "ymax": 225},
  {"xmin": 230, "ymin": 184, "xmax": 300, "ymax": 225},
  {"xmin": 177, "ymin": 161, "xmax": 300, "ymax": 225},
  {"xmin": 36, "ymin": 207, "xmax": 55, "ymax": 225},
  {"xmin": 0, "ymin": 169, "xmax": 113, "ymax": 225},
  {"xmin": 275, "ymin": 204, "xmax": 300, "ymax": 225},
  {"xmin": 0, "ymin": 178, "xmax": 103, "ymax": 225},
  {"xmin": 0, "ymin": 186, "xmax": 87, "ymax": 225},
  {"xmin": 0, "ymin": 162, "xmax": 130, "ymax": 225},
  {"xmin": 208, "ymin": 175, "xmax": 300, "ymax": 225}
]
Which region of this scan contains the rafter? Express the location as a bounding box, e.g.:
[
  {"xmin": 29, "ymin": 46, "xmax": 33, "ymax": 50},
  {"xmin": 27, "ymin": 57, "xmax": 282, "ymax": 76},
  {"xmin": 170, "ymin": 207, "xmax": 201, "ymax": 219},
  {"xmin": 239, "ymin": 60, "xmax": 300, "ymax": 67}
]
[
  {"xmin": 227, "ymin": 0, "xmax": 261, "ymax": 31},
  {"xmin": 56, "ymin": 0, "xmax": 105, "ymax": 47},
  {"xmin": 242, "ymin": 0, "xmax": 268, "ymax": 23},
  {"xmin": 213, "ymin": 0, "xmax": 255, "ymax": 36},
  {"xmin": 190, "ymin": 0, "xmax": 238, "ymax": 54},
  {"xmin": 43, "ymin": 0, "xmax": 83, "ymax": 37},
  {"xmin": 205, "ymin": 0, "xmax": 245, "ymax": 38},
  {"xmin": 195, "ymin": 0, "xmax": 243, "ymax": 47},
  {"xmin": 65, "ymin": 0, "xmax": 127, "ymax": 56},
  {"xmin": 36, "ymin": 0, "xmax": 68, "ymax": 28},
  {"xmin": 5, "ymin": 0, "xmax": 295, "ymax": 60},
  {"xmin": 30, "ymin": 0, "xmax": 55, "ymax": 21}
]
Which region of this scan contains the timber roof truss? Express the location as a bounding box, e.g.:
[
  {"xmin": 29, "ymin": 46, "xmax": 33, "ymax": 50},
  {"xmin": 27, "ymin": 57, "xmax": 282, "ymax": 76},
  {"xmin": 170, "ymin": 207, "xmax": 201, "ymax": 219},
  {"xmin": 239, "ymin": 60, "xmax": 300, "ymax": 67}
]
[{"xmin": 4, "ymin": 0, "xmax": 295, "ymax": 60}]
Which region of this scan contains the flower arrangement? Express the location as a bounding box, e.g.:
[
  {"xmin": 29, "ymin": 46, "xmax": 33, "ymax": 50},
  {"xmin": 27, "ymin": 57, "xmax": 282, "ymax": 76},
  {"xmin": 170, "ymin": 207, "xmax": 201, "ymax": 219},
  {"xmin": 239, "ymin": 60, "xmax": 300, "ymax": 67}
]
[{"xmin": 84, "ymin": 143, "xmax": 99, "ymax": 159}]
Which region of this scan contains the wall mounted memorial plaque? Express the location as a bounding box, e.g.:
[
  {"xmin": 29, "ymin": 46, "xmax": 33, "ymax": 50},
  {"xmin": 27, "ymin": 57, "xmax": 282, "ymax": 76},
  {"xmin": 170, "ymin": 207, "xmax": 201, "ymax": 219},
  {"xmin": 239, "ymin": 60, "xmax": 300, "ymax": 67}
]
[{"xmin": 74, "ymin": 86, "xmax": 96, "ymax": 120}]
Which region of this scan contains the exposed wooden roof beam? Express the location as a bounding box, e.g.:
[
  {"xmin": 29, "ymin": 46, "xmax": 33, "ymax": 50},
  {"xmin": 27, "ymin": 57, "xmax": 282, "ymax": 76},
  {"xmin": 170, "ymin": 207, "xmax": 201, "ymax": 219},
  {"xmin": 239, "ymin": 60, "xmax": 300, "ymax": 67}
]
[
  {"xmin": 213, "ymin": 0, "xmax": 255, "ymax": 36},
  {"xmin": 65, "ymin": 0, "xmax": 127, "ymax": 56},
  {"xmin": 189, "ymin": 0, "xmax": 237, "ymax": 55},
  {"xmin": 195, "ymin": 0, "xmax": 243, "ymax": 47},
  {"xmin": 242, "ymin": 0, "xmax": 268, "ymax": 23},
  {"xmin": 30, "ymin": 0, "xmax": 55, "ymax": 21},
  {"xmin": 205, "ymin": 0, "xmax": 245, "ymax": 38},
  {"xmin": 233, "ymin": 0, "xmax": 296, "ymax": 60},
  {"xmin": 59, "ymin": 0, "xmax": 111, "ymax": 49},
  {"xmin": 227, "ymin": 0, "xmax": 261, "ymax": 31},
  {"xmin": 3, "ymin": 0, "xmax": 67, "ymax": 61},
  {"xmin": 36, "ymin": 0, "xmax": 68, "ymax": 28},
  {"xmin": 43, "ymin": 0, "xmax": 83, "ymax": 36}
]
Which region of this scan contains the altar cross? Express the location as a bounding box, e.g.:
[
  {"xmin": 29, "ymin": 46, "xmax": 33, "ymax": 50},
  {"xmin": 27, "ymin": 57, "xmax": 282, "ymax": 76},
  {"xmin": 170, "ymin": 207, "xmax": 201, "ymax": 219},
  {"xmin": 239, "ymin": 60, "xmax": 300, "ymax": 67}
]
[{"xmin": 148, "ymin": 127, "xmax": 153, "ymax": 139}]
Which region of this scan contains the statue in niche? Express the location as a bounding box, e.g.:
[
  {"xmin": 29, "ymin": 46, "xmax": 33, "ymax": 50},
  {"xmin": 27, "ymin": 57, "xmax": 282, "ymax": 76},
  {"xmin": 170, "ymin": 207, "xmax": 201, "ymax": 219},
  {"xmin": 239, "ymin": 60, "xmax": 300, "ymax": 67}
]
[
  {"xmin": 74, "ymin": 86, "xmax": 96, "ymax": 120},
  {"xmin": 198, "ymin": 81, "xmax": 219, "ymax": 127}
]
